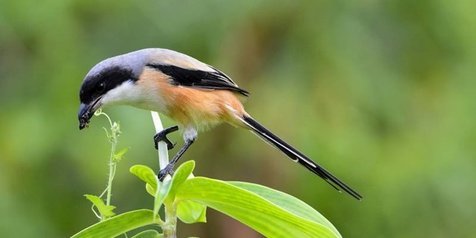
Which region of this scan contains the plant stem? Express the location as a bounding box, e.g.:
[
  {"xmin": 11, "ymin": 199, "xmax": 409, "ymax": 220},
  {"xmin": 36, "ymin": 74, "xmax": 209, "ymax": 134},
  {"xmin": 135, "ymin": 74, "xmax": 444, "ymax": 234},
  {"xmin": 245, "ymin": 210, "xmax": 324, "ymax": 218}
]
[
  {"xmin": 151, "ymin": 111, "xmax": 170, "ymax": 169},
  {"xmin": 95, "ymin": 110, "xmax": 120, "ymax": 218},
  {"xmin": 150, "ymin": 111, "xmax": 176, "ymax": 238},
  {"xmin": 163, "ymin": 203, "xmax": 177, "ymax": 238},
  {"xmin": 106, "ymin": 126, "xmax": 117, "ymax": 207}
]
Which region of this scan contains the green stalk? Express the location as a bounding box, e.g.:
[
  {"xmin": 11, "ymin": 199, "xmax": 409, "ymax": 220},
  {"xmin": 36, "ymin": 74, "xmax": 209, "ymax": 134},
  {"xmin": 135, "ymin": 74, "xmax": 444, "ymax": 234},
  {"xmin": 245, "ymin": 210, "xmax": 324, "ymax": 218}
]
[
  {"xmin": 150, "ymin": 111, "xmax": 176, "ymax": 238},
  {"xmin": 151, "ymin": 111, "xmax": 170, "ymax": 170},
  {"xmin": 163, "ymin": 203, "xmax": 177, "ymax": 238},
  {"xmin": 96, "ymin": 110, "xmax": 120, "ymax": 219},
  {"xmin": 106, "ymin": 120, "xmax": 118, "ymax": 207}
]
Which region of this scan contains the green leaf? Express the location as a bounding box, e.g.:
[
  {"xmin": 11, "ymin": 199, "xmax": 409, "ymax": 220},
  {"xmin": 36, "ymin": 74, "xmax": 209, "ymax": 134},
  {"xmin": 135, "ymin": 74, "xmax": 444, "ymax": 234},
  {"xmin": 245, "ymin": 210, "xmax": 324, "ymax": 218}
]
[
  {"xmin": 166, "ymin": 160, "xmax": 195, "ymax": 201},
  {"xmin": 176, "ymin": 177, "xmax": 339, "ymax": 238},
  {"xmin": 145, "ymin": 183, "xmax": 156, "ymax": 197},
  {"xmin": 72, "ymin": 209, "xmax": 156, "ymax": 238},
  {"xmin": 113, "ymin": 147, "xmax": 129, "ymax": 162},
  {"xmin": 154, "ymin": 178, "xmax": 171, "ymax": 217},
  {"xmin": 130, "ymin": 165, "xmax": 158, "ymax": 195},
  {"xmin": 154, "ymin": 160, "xmax": 195, "ymax": 217},
  {"xmin": 172, "ymin": 163, "xmax": 202, "ymax": 224},
  {"xmin": 131, "ymin": 229, "xmax": 163, "ymax": 238},
  {"xmin": 229, "ymin": 182, "xmax": 342, "ymax": 238},
  {"xmin": 130, "ymin": 165, "xmax": 157, "ymax": 187},
  {"xmin": 84, "ymin": 194, "xmax": 116, "ymax": 218},
  {"xmin": 177, "ymin": 200, "xmax": 207, "ymax": 224}
]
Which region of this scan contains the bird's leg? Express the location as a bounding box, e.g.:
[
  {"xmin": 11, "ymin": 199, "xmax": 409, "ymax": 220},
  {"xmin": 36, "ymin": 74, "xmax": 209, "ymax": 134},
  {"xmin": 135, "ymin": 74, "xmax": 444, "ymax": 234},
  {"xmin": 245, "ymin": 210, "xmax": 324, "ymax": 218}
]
[
  {"xmin": 158, "ymin": 138, "xmax": 195, "ymax": 181},
  {"xmin": 154, "ymin": 125, "xmax": 179, "ymax": 150}
]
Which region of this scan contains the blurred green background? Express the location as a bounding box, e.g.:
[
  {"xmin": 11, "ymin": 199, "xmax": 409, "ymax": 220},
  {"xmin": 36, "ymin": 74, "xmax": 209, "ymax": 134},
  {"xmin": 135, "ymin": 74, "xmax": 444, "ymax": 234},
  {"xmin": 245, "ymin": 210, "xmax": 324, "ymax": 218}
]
[{"xmin": 1, "ymin": 0, "xmax": 475, "ymax": 237}]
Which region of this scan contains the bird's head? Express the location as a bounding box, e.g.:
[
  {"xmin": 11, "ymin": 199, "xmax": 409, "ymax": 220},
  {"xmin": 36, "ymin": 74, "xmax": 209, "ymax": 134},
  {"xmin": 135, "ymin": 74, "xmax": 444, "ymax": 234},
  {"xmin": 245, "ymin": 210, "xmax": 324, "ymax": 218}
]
[
  {"xmin": 78, "ymin": 50, "xmax": 150, "ymax": 130},
  {"xmin": 78, "ymin": 48, "xmax": 220, "ymax": 130}
]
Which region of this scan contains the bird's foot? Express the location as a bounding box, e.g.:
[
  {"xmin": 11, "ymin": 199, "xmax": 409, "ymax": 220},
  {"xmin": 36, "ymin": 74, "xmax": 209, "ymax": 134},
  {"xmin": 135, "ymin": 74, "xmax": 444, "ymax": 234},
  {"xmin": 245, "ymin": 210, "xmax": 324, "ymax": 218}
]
[
  {"xmin": 154, "ymin": 125, "xmax": 179, "ymax": 150},
  {"xmin": 158, "ymin": 163, "xmax": 175, "ymax": 181}
]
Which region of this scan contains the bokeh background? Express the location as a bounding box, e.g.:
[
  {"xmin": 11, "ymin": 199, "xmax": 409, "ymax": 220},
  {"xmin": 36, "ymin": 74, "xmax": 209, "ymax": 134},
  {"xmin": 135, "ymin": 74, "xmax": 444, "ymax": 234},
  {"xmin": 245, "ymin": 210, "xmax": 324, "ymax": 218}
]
[{"xmin": 1, "ymin": 0, "xmax": 475, "ymax": 237}]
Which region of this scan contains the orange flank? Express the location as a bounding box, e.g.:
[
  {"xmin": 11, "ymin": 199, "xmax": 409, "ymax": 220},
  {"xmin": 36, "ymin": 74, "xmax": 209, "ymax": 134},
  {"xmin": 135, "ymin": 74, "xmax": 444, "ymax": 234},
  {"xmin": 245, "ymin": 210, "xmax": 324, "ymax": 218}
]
[{"xmin": 139, "ymin": 68, "xmax": 247, "ymax": 130}]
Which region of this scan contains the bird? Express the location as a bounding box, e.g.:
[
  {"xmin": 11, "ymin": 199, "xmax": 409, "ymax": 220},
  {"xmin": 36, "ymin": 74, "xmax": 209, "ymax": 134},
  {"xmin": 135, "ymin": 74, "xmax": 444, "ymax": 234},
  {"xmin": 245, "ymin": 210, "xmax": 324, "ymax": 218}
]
[{"xmin": 78, "ymin": 48, "xmax": 362, "ymax": 200}]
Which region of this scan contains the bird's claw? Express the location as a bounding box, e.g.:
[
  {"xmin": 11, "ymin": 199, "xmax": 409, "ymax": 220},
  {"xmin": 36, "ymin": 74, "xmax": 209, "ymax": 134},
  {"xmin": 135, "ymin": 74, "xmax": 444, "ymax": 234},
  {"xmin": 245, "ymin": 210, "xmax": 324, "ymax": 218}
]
[
  {"xmin": 158, "ymin": 163, "xmax": 175, "ymax": 181},
  {"xmin": 154, "ymin": 126, "xmax": 179, "ymax": 150}
]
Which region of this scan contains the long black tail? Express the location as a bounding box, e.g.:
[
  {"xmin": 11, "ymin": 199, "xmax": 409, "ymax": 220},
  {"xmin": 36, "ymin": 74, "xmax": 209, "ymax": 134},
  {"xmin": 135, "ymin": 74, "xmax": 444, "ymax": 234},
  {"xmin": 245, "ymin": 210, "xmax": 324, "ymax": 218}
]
[{"xmin": 242, "ymin": 116, "xmax": 362, "ymax": 200}]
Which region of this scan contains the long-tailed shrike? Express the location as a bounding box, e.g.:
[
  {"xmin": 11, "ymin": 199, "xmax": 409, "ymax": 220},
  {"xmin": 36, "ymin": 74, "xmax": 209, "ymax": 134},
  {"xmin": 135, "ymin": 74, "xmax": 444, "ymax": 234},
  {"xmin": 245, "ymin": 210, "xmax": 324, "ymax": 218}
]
[{"xmin": 78, "ymin": 48, "xmax": 362, "ymax": 200}]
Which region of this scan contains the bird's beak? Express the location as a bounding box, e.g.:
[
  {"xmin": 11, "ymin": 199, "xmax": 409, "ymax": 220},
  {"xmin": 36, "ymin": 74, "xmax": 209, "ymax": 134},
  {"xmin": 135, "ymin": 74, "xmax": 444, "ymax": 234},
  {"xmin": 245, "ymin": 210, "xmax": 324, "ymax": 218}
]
[{"xmin": 78, "ymin": 96, "xmax": 102, "ymax": 130}]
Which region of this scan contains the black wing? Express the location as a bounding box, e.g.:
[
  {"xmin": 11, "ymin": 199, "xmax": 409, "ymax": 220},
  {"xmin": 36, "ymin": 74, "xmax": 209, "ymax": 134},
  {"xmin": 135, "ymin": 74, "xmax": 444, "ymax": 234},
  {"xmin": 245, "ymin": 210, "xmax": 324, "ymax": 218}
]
[{"xmin": 147, "ymin": 64, "xmax": 249, "ymax": 96}]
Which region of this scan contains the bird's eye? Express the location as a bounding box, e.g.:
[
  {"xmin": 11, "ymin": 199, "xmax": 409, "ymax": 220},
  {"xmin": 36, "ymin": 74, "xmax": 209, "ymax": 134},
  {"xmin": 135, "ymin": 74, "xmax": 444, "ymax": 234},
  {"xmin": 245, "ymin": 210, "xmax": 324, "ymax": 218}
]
[{"xmin": 97, "ymin": 82, "xmax": 106, "ymax": 92}]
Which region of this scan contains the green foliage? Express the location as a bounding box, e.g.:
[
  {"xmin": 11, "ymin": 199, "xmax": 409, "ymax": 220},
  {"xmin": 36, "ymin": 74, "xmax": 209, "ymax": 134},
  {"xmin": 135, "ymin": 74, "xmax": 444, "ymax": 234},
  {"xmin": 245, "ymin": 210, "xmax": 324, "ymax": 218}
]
[
  {"xmin": 176, "ymin": 177, "xmax": 339, "ymax": 238},
  {"xmin": 176, "ymin": 200, "xmax": 207, "ymax": 224},
  {"xmin": 130, "ymin": 165, "xmax": 158, "ymax": 196},
  {"xmin": 84, "ymin": 195, "xmax": 116, "ymax": 219},
  {"xmin": 83, "ymin": 112, "xmax": 127, "ymax": 222},
  {"xmin": 71, "ymin": 210, "xmax": 157, "ymax": 238},
  {"xmin": 165, "ymin": 160, "xmax": 195, "ymax": 203},
  {"xmin": 153, "ymin": 172, "xmax": 171, "ymax": 218},
  {"xmin": 113, "ymin": 147, "xmax": 129, "ymax": 162},
  {"xmin": 131, "ymin": 230, "xmax": 163, "ymax": 238},
  {"xmin": 74, "ymin": 161, "xmax": 340, "ymax": 238},
  {"xmin": 229, "ymin": 182, "xmax": 342, "ymax": 237}
]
